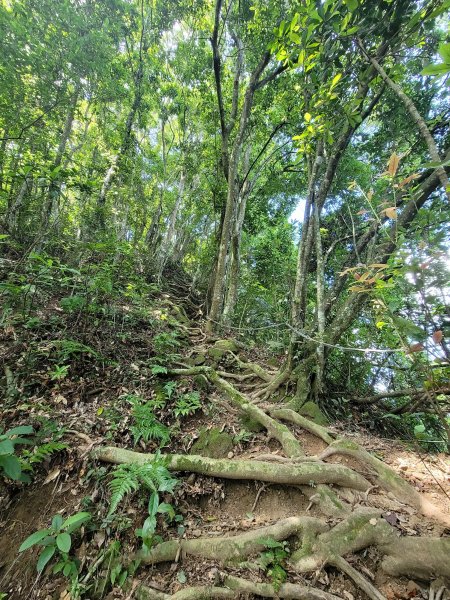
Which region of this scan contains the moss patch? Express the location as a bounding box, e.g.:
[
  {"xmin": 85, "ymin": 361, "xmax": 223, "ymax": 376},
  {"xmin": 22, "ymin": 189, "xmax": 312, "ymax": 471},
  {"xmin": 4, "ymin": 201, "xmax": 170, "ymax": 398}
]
[
  {"xmin": 298, "ymin": 401, "xmax": 329, "ymax": 426},
  {"xmin": 191, "ymin": 427, "xmax": 234, "ymax": 458},
  {"xmin": 239, "ymin": 413, "xmax": 264, "ymax": 433}
]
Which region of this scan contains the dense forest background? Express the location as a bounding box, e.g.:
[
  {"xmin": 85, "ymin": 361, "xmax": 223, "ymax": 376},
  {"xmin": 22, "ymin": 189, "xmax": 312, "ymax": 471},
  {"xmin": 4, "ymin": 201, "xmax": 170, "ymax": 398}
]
[{"xmin": 0, "ymin": 0, "xmax": 449, "ymax": 598}]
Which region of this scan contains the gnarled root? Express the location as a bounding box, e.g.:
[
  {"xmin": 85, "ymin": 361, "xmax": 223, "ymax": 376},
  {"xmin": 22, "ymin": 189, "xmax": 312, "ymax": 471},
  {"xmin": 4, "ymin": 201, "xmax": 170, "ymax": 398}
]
[
  {"xmin": 136, "ymin": 585, "xmax": 234, "ymax": 599},
  {"xmin": 319, "ymin": 439, "xmax": 450, "ymax": 526},
  {"xmin": 137, "ymin": 516, "xmax": 326, "ymax": 565},
  {"xmin": 92, "ymin": 446, "xmax": 371, "ymax": 490},
  {"xmin": 168, "ymin": 366, "xmax": 305, "ymax": 458},
  {"xmin": 270, "ymin": 408, "xmax": 335, "ymax": 445},
  {"xmin": 291, "ymin": 507, "xmax": 450, "ymax": 582},
  {"xmin": 223, "ymin": 574, "xmax": 342, "ymax": 599}
]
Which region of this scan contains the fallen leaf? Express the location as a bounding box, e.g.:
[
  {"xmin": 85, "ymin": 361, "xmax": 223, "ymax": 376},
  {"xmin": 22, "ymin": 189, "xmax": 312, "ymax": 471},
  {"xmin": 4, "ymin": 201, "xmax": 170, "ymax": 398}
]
[{"xmin": 43, "ymin": 468, "xmax": 60, "ymax": 484}]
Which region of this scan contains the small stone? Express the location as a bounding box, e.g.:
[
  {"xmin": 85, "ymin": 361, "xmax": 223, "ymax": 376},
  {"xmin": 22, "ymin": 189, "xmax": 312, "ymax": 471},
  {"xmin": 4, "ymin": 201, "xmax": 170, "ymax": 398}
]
[
  {"xmin": 369, "ymin": 518, "xmax": 378, "ymax": 525},
  {"xmin": 227, "ymin": 451, "xmax": 234, "ymax": 459},
  {"xmin": 192, "ymin": 529, "xmax": 202, "ymax": 537}
]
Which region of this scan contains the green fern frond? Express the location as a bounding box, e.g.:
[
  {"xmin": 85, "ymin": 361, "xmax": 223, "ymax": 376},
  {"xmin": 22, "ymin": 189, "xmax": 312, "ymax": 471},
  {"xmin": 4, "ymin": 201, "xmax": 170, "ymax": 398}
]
[
  {"xmin": 107, "ymin": 458, "xmax": 177, "ymax": 516},
  {"xmin": 127, "ymin": 397, "xmax": 170, "ymax": 447},
  {"xmin": 21, "ymin": 442, "xmax": 67, "ymax": 471}
]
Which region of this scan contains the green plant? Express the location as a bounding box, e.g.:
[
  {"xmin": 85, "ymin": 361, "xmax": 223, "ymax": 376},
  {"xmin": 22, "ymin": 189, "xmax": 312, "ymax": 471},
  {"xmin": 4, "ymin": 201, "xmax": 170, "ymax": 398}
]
[
  {"xmin": 49, "ymin": 364, "xmax": 70, "ymax": 381},
  {"xmin": 19, "ymin": 512, "xmax": 91, "ymax": 575},
  {"xmin": 153, "ymin": 331, "xmax": 180, "ymax": 354},
  {"xmin": 127, "ymin": 395, "xmax": 171, "ymax": 446},
  {"xmin": 21, "ymin": 441, "xmax": 67, "ymax": 473},
  {"xmin": 107, "ymin": 457, "xmax": 178, "ymax": 517},
  {"xmin": 0, "ymin": 426, "xmax": 34, "ymax": 481},
  {"xmin": 135, "ymin": 491, "xmax": 176, "ymax": 552},
  {"xmin": 257, "ymin": 538, "xmax": 290, "ymax": 592},
  {"xmin": 163, "ymin": 380, "xmax": 177, "ymax": 399},
  {"xmin": 173, "ymin": 391, "xmax": 201, "ymax": 418}
]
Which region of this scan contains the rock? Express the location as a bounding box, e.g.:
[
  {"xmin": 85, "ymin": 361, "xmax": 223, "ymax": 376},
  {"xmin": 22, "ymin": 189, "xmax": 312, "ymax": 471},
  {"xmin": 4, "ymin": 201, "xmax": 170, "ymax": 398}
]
[
  {"xmin": 298, "ymin": 401, "xmax": 329, "ymax": 425},
  {"xmin": 191, "ymin": 427, "xmax": 234, "ymax": 459},
  {"xmin": 192, "ymin": 353, "xmax": 206, "ymax": 365}
]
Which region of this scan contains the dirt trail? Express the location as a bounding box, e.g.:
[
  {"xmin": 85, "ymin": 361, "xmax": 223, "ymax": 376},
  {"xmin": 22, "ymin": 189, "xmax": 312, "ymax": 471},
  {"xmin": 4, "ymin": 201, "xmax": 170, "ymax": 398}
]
[{"xmin": 1, "ymin": 293, "xmax": 449, "ymax": 600}]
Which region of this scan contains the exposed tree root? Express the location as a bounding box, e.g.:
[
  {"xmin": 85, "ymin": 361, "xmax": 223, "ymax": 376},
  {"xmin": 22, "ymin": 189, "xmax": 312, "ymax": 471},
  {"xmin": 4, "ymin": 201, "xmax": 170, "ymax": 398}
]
[
  {"xmin": 92, "ymin": 446, "xmax": 370, "ymax": 490},
  {"xmin": 319, "ymin": 439, "xmax": 450, "ymax": 525},
  {"xmin": 133, "ymin": 509, "xmax": 449, "ymax": 599},
  {"xmin": 135, "ymin": 516, "xmax": 326, "ymax": 565},
  {"xmin": 330, "ymin": 555, "xmax": 386, "ymax": 600},
  {"xmin": 168, "ymin": 366, "xmax": 305, "ymax": 458},
  {"xmin": 291, "ymin": 507, "xmax": 450, "ymax": 581},
  {"xmin": 229, "ymin": 351, "xmax": 274, "ymax": 382},
  {"xmin": 252, "ymin": 366, "xmax": 292, "ymax": 400},
  {"xmin": 270, "ymin": 408, "xmax": 335, "ymax": 445},
  {"xmin": 136, "ymin": 584, "xmax": 234, "ymax": 599},
  {"xmin": 223, "ymin": 574, "xmax": 343, "ymax": 599}
]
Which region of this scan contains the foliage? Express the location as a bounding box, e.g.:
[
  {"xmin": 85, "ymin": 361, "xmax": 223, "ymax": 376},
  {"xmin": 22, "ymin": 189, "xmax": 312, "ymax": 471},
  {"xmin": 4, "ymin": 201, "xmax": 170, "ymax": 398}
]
[
  {"xmin": 257, "ymin": 538, "xmax": 290, "ymax": 592},
  {"xmin": 127, "ymin": 395, "xmax": 171, "ymax": 447},
  {"xmin": 173, "ymin": 391, "xmax": 202, "ymax": 418},
  {"xmin": 0, "ymin": 426, "xmax": 34, "ymax": 482},
  {"xmin": 107, "ymin": 457, "xmax": 178, "ymax": 517},
  {"xmin": 19, "ymin": 512, "xmax": 91, "ymax": 576}
]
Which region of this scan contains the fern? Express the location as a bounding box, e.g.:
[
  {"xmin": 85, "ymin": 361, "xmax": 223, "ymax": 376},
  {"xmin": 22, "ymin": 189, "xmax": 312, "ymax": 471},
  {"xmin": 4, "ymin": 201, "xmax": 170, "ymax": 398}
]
[
  {"xmin": 108, "ymin": 458, "xmax": 177, "ymax": 516},
  {"xmin": 127, "ymin": 396, "xmax": 170, "ymax": 446},
  {"xmin": 173, "ymin": 391, "xmax": 201, "ymax": 418},
  {"xmin": 21, "ymin": 442, "xmax": 67, "ymax": 471}
]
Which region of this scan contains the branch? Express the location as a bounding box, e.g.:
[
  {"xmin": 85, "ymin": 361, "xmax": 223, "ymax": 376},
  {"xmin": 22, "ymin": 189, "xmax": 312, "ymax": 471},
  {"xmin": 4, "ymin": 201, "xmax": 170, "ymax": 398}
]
[{"xmin": 352, "ymin": 386, "xmax": 450, "ymax": 405}]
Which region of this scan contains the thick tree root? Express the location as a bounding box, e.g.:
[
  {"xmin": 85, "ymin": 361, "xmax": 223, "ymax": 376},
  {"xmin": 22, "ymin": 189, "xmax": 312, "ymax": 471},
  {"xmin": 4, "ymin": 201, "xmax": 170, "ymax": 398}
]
[
  {"xmin": 137, "ymin": 578, "xmax": 342, "ymax": 600},
  {"xmin": 319, "ymin": 439, "xmax": 450, "ymax": 525},
  {"xmin": 92, "ymin": 446, "xmax": 371, "ymax": 490},
  {"xmin": 252, "ymin": 366, "xmax": 292, "ymax": 400},
  {"xmin": 270, "ymin": 408, "xmax": 335, "ymax": 445},
  {"xmin": 136, "ymin": 516, "xmax": 326, "ymax": 565},
  {"xmin": 168, "ymin": 366, "xmax": 305, "ymax": 458},
  {"xmin": 291, "ymin": 507, "xmax": 450, "ymax": 581},
  {"xmin": 136, "ymin": 584, "xmax": 234, "ymax": 599},
  {"xmin": 223, "ymin": 574, "xmax": 342, "ymax": 599}
]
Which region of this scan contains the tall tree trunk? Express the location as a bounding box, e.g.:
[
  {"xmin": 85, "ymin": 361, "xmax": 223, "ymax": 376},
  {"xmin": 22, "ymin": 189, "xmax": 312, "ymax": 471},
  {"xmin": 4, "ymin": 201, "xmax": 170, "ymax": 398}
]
[
  {"xmin": 7, "ymin": 175, "xmax": 31, "ymax": 236},
  {"xmin": 42, "ymin": 84, "xmax": 80, "ymax": 229},
  {"xmin": 223, "ymin": 147, "xmax": 250, "ymax": 322},
  {"xmin": 313, "ymin": 200, "xmax": 325, "ymax": 400},
  {"xmin": 96, "ymin": 45, "xmax": 145, "ymax": 231},
  {"xmin": 157, "ymin": 169, "xmax": 185, "ymax": 277},
  {"xmin": 207, "ymin": 52, "xmax": 272, "ymax": 332}
]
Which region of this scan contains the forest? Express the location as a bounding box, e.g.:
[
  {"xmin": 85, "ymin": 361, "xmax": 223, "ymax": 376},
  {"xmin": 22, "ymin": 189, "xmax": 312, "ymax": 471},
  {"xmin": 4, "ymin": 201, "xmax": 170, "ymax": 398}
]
[{"xmin": 0, "ymin": 0, "xmax": 449, "ymax": 598}]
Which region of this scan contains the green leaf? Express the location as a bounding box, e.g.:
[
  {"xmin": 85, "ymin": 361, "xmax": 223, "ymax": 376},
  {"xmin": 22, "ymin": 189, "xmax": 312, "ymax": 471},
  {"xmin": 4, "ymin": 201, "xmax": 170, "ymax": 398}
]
[
  {"xmin": 438, "ymin": 43, "xmax": 450, "ymax": 63},
  {"xmin": 37, "ymin": 545, "xmax": 56, "ymax": 573},
  {"xmin": 0, "ymin": 440, "xmax": 14, "ymax": 455},
  {"xmin": 304, "ymin": 112, "xmax": 312, "ymax": 122},
  {"xmin": 52, "ymin": 514, "xmax": 64, "ymax": 531},
  {"xmin": 56, "ymin": 532, "xmax": 71, "ymax": 553},
  {"xmin": 61, "ymin": 512, "xmax": 91, "ymax": 532},
  {"xmin": 344, "ymin": 0, "xmax": 358, "ymax": 10},
  {"xmin": 421, "ymin": 63, "xmax": 449, "ymax": 77},
  {"xmin": 0, "ymin": 454, "xmax": 22, "ymax": 479},
  {"xmin": 19, "ymin": 529, "xmax": 51, "ymax": 552},
  {"xmin": 330, "ymin": 73, "xmax": 342, "ymax": 89},
  {"xmin": 148, "ymin": 492, "xmax": 160, "ymax": 517},
  {"xmin": 6, "ymin": 426, "xmax": 34, "ymax": 436},
  {"xmin": 177, "ymin": 570, "xmax": 187, "ymax": 584}
]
